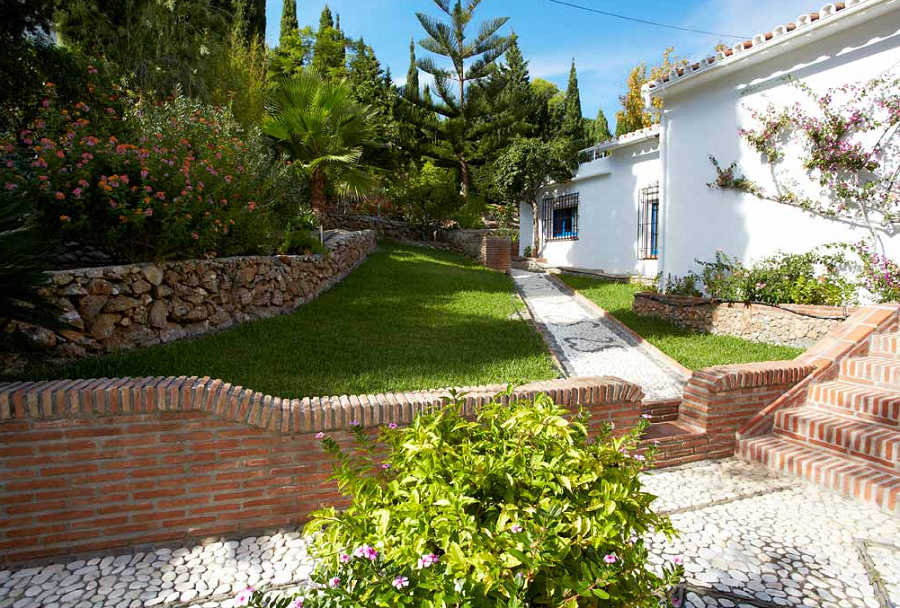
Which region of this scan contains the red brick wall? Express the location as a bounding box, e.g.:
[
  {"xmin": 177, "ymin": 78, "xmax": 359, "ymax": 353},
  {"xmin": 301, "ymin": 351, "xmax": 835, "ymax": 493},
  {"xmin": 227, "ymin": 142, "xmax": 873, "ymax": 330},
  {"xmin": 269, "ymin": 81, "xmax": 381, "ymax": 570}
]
[{"xmin": 0, "ymin": 376, "xmax": 642, "ymax": 564}]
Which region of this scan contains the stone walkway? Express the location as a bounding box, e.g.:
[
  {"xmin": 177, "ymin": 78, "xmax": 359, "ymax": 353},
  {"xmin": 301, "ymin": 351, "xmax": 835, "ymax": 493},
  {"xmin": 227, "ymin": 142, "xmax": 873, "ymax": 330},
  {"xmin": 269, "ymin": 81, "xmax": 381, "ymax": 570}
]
[
  {"xmin": 511, "ymin": 269, "xmax": 686, "ymax": 400},
  {"xmin": 3, "ymin": 459, "xmax": 897, "ymax": 608}
]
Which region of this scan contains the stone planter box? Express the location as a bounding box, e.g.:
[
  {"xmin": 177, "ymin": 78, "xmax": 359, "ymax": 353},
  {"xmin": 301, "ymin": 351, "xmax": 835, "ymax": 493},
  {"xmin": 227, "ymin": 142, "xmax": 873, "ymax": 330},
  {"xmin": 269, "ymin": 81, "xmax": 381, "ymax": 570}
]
[{"xmin": 632, "ymin": 292, "xmax": 854, "ymax": 348}]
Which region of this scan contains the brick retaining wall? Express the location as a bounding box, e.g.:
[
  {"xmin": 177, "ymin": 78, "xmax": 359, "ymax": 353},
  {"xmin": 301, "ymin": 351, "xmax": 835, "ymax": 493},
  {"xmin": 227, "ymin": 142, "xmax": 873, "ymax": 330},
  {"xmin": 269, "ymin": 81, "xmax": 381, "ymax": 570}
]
[
  {"xmin": 0, "ymin": 376, "xmax": 641, "ymax": 564},
  {"xmin": 632, "ymin": 292, "xmax": 852, "ymax": 348}
]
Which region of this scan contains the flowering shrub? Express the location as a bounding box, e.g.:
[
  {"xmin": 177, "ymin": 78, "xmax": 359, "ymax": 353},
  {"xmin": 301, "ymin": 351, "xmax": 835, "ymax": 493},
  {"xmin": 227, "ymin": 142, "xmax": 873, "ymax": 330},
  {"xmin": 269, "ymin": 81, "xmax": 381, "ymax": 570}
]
[
  {"xmin": 846, "ymin": 241, "xmax": 900, "ymax": 303},
  {"xmin": 709, "ymin": 71, "xmax": 900, "ymax": 231},
  {"xmin": 660, "ymin": 249, "xmax": 856, "ymax": 306},
  {"xmin": 1, "ymin": 67, "xmax": 303, "ymax": 262},
  {"xmin": 246, "ymin": 392, "xmax": 682, "ymax": 608}
]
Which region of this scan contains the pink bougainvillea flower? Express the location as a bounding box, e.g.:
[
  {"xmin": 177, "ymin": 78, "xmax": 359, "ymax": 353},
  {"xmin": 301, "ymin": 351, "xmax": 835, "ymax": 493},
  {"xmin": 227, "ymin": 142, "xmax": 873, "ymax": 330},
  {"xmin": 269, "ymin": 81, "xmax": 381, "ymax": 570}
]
[
  {"xmin": 417, "ymin": 553, "xmax": 440, "ymax": 569},
  {"xmin": 328, "ymin": 577, "xmax": 340, "ymax": 588},
  {"xmin": 604, "ymin": 554, "xmax": 617, "ymax": 564},
  {"xmin": 392, "ymin": 576, "xmax": 409, "ymax": 590},
  {"xmin": 235, "ymin": 587, "xmax": 254, "ymax": 605},
  {"xmin": 339, "ymin": 553, "xmax": 351, "ymax": 564}
]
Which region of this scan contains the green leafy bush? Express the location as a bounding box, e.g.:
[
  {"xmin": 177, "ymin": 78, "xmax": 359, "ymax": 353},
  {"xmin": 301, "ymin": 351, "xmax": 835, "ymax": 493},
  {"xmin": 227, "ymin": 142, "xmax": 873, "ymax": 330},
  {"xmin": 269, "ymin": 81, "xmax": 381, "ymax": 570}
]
[
  {"xmin": 387, "ymin": 162, "xmax": 464, "ymax": 228},
  {"xmin": 1, "ymin": 68, "xmax": 305, "ymax": 262},
  {"xmin": 247, "ymin": 392, "xmax": 682, "ymax": 608},
  {"xmin": 278, "ymin": 210, "xmax": 326, "ymax": 256}
]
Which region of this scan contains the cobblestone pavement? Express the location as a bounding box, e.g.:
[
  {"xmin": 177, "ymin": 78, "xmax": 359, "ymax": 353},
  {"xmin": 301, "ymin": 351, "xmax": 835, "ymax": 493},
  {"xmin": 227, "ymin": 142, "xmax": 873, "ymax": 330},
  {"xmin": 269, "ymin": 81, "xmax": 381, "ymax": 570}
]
[
  {"xmin": 511, "ymin": 269, "xmax": 686, "ymax": 400},
  {"xmin": 2, "ymin": 459, "xmax": 897, "ymax": 608}
]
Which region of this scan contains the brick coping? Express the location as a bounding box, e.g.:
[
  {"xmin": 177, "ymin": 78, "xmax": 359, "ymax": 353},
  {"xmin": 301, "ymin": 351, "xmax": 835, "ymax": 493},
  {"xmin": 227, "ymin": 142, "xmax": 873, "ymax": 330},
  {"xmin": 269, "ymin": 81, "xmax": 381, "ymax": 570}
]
[
  {"xmin": 633, "ymin": 292, "xmax": 855, "ymax": 319},
  {"xmin": 0, "ymin": 375, "xmax": 644, "ymax": 432}
]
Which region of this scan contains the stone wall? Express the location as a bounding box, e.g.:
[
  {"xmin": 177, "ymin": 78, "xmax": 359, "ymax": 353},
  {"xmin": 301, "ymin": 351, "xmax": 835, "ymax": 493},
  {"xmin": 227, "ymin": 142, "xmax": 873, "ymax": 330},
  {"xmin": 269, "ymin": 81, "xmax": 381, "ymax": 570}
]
[
  {"xmin": 0, "ymin": 376, "xmax": 641, "ymax": 564},
  {"xmin": 320, "ymin": 214, "xmax": 429, "ymax": 242},
  {"xmin": 8, "ymin": 230, "xmax": 376, "ymax": 366},
  {"xmin": 632, "ymin": 293, "xmax": 852, "ymax": 348}
]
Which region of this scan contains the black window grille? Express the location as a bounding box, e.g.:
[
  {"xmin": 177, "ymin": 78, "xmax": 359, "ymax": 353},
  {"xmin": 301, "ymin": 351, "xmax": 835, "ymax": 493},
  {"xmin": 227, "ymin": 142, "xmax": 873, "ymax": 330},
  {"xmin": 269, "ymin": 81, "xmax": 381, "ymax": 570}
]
[
  {"xmin": 542, "ymin": 192, "xmax": 579, "ymax": 241},
  {"xmin": 638, "ymin": 183, "xmax": 660, "ymax": 260}
]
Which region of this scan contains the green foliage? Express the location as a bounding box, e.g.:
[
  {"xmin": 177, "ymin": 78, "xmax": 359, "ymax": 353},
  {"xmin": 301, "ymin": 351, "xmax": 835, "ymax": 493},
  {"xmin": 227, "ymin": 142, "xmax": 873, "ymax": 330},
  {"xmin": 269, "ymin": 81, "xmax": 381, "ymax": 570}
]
[
  {"xmin": 406, "ymin": 40, "xmax": 420, "ymax": 102},
  {"xmin": 660, "ymin": 274, "xmax": 702, "ymax": 297},
  {"xmin": 673, "ymin": 250, "xmax": 858, "ymax": 306},
  {"xmin": 269, "ymin": 26, "xmax": 316, "ymax": 81},
  {"xmin": 313, "ymin": 6, "xmax": 347, "ymax": 79},
  {"xmin": 2, "ymin": 0, "xmax": 55, "ymax": 45},
  {"xmin": 347, "ymin": 39, "xmax": 400, "ymax": 172},
  {"xmin": 56, "ymin": 0, "xmax": 234, "ymax": 102},
  {"xmin": 248, "ymin": 393, "xmax": 681, "ymax": 608},
  {"xmin": 278, "ymin": 213, "xmax": 326, "ymax": 256},
  {"xmin": 400, "ymin": 0, "xmax": 514, "ymax": 201},
  {"xmin": 1, "ymin": 74, "xmax": 301, "ymax": 262},
  {"xmin": 0, "ymin": 198, "xmax": 59, "ymax": 354},
  {"xmin": 387, "ymin": 163, "xmax": 464, "ymax": 228},
  {"xmin": 263, "ymin": 71, "xmax": 376, "ymax": 215},
  {"xmin": 232, "ymin": 0, "xmax": 266, "ymax": 45},
  {"xmin": 279, "ymin": 0, "xmax": 299, "ymax": 44},
  {"xmin": 591, "ymin": 108, "xmax": 613, "ymax": 144},
  {"xmin": 845, "ymin": 241, "xmax": 900, "ymax": 303},
  {"xmin": 531, "ymin": 79, "xmax": 564, "ymax": 139},
  {"xmin": 562, "ymin": 60, "xmax": 587, "ymax": 150}
]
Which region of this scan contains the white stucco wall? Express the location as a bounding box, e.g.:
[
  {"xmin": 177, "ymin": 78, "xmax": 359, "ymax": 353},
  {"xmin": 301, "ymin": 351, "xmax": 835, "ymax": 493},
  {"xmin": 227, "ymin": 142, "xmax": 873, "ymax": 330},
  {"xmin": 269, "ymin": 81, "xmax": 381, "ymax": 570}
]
[
  {"xmin": 659, "ymin": 5, "xmax": 900, "ymax": 279},
  {"xmin": 526, "ymin": 139, "xmax": 662, "ymax": 276}
]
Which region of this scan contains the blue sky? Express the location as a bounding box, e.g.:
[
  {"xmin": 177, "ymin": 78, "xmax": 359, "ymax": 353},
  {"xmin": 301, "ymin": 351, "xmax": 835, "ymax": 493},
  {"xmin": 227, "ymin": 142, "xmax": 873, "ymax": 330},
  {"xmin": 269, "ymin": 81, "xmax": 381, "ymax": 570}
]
[{"xmin": 264, "ymin": 0, "xmax": 819, "ymax": 128}]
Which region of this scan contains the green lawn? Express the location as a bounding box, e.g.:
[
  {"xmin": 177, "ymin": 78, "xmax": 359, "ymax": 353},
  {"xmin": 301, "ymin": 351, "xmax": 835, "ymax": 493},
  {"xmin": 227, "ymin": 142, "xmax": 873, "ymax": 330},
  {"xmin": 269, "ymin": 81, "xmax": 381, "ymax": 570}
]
[
  {"xmin": 24, "ymin": 244, "xmax": 558, "ymax": 397},
  {"xmin": 557, "ymin": 274, "xmax": 804, "ymax": 370}
]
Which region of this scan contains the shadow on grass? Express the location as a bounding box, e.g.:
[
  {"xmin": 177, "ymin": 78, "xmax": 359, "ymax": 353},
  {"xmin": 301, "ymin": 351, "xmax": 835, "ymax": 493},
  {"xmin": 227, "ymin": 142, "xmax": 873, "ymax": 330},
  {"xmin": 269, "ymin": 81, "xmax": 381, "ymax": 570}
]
[{"xmin": 19, "ymin": 244, "xmax": 559, "ymax": 397}]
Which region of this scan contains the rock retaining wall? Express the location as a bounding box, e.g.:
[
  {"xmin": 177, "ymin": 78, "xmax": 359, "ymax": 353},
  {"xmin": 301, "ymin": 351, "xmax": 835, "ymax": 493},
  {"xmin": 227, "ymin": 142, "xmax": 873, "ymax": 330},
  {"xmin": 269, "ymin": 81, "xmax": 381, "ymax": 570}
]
[
  {"xmin": 8, "ymin": 230, "xmax": 376, "ymax": 366},
  {"xmin": 632, "ymin": 293, "xmax": 852, "ymax": 348}
]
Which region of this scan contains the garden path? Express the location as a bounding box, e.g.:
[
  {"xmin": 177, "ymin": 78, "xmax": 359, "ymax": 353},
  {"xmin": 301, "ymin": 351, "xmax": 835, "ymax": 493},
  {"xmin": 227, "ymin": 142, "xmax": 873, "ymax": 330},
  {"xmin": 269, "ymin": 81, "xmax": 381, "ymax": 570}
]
[
  {"xmin": 1, "ymin": 459, "xmax": 897, "ymax": 608},
  {"xmin": 511, "ymin": 268, "xmax": 687, "ymax": 401}
]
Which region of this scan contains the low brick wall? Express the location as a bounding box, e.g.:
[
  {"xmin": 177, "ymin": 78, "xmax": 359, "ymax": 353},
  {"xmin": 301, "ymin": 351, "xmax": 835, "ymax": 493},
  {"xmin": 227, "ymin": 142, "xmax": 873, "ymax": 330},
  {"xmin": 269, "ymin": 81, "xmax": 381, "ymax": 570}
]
[
  {"xmin": 0, "ymin": 376, "xmax": 642, "ymax": 564},
  {"xmin": 5, "ymin": 230, "xmax": 376, "ymax": 368},
  {"xmin": 632, "ymin": 293, "xmax": 852, "ymax": 348}
]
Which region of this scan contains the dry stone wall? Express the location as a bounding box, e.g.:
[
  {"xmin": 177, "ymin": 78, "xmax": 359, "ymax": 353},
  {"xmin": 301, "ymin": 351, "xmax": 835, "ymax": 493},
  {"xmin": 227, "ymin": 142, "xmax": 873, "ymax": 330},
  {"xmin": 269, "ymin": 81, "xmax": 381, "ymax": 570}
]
[
  {"xmin": 11, "ymin": 230, "xmax": 376, "ymax": 364},
  {"xmin": 632, "ymin": 293, "xmax": 852, "ymax": 348}
]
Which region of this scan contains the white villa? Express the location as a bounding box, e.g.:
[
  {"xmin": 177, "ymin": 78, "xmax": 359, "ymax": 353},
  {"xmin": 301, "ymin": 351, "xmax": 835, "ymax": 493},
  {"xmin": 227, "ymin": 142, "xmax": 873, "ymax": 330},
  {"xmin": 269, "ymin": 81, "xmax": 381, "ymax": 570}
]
[{"xmin": 520, "ymin": 0, "xmax": 900, "ymax": 280}]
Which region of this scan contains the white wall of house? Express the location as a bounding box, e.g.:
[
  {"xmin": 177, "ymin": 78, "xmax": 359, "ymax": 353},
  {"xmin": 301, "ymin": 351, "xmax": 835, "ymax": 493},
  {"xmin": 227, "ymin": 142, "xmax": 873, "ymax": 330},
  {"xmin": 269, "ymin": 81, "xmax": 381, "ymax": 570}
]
[
  {"xmin": 657, "ymin": 3, "xmax": 900, "ymax": 279},
  {"xmin": 527, "ymin": 138, "xmax": 662, "ymax": 276}
]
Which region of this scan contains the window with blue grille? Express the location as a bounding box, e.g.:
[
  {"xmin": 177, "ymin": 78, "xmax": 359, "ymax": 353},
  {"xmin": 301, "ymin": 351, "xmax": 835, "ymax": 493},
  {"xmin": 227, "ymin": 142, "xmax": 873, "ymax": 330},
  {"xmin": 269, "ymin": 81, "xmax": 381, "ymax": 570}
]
[
  {"xmin": 638, "ymin": 183, "xmax": 660, "ymax": 259},
  {"xmin": 542, "ymin": 193, "xmax": 579, "ymax": 241}
]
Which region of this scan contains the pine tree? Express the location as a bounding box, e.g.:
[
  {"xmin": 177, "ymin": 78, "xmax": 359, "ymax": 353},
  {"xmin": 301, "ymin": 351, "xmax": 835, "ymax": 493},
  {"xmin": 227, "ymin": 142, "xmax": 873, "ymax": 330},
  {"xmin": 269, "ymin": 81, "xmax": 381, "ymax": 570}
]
[
  {"xmin": 232, "ymin": 0, "xmax": 266, "ymax": 45},
  {"xmin": 406, "ymin": 39, "xmax": 419, "ymax": 102},
  {"xmin": 592, "ymin": 107, "xmax": 612, "ymax": 143},
  {"xmin": 562, "ymin": 59, "xmax": 587, "ymax": 149},
  {"xmin": 313, "ymin": 5, "xmax": 346, "ymax": 78},
  {"xmin": 401, "ymin": 0, "xmax": 513, "ymax": 200},
  {"xmin": 279, "ymin": 0, "xmax": 299, "ymax": 44}
]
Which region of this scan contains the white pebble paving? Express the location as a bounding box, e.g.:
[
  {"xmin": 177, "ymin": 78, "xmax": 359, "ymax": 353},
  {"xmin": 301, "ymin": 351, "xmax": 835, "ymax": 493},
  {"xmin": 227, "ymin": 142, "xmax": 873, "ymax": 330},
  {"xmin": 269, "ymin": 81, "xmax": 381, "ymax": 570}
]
[{"xmin": 512, "ymin": 269, "xmax": 686, "ymax": 400}]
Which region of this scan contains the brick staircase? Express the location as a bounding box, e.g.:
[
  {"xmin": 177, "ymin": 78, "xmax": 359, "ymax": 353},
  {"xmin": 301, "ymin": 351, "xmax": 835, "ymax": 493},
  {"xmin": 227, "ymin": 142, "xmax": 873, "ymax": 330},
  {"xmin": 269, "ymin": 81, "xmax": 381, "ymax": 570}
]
[{"xmin": 738, "ymin": 330, "xmax": 900, "ymax": 515}]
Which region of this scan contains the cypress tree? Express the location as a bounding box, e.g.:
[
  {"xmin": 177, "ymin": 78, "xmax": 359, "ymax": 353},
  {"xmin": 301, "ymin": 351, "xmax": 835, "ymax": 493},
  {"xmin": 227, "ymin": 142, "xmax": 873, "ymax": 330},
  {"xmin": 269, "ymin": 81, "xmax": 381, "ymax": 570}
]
[
  {"xmin": 562, "ymin": 59, "xmax": 587, "ymax": 149},
  {"xmin": 279, "ymin": 0, "xmax": 299, "ymax": 44},
  {"xmin": 319, "ymin": 5, "xmax": 334, "ymax": 29},
  {"xmin": 406, "ymin": 39, "xmax": 419, "ymax": 102},
  {"xmin": 593, "ymin": 107, "xmax": 612, "ymax": 143},
  {"xmin": 233, "ymin": 0, "xmax": 266, "ymax": 45},
  {"xmin": 313, "ymin": 5, "xmax": 346, "ymax": 77}
]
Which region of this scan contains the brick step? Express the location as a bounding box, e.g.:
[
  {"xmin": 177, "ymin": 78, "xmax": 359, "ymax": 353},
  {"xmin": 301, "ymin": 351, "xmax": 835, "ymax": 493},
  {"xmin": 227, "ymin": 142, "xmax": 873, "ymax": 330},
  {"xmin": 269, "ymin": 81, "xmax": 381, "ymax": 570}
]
[
  {"xmin": 737, "ymin": 435, "xmax": 900, "ymax": 515},
  {"xmin": 808, "ymin": 380, "xmax": 900, "ymax": 426},
  {"xmin": 870, "ymin": 332, "xmax": 900, "ymax": 359},
  {"xmin": 774, "ymin": 408, "xmax": 900, "ymax": 468},
  {"xmin": 839, "ymin": 356, "xmax": 900, "ymax": 387}
]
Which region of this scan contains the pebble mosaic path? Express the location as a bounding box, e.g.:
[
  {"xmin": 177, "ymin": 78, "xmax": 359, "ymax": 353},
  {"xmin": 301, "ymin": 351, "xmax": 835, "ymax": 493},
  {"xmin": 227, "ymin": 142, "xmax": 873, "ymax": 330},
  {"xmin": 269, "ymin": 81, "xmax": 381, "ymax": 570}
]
[
  {"xmin": 511, "ymin": 269, "xmax": 686, "ymax": 400},
  {"xmin": 3, "ymin": 459, "xmax": 897, "ymax": 608}
]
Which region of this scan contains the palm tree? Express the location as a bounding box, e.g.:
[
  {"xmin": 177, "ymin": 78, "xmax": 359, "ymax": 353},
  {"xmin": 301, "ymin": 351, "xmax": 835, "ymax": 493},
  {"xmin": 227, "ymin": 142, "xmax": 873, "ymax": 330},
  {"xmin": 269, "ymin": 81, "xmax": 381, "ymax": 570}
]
[{"xmin": 262, "ymin": 70, "xmax": 376, "ymax": 215}]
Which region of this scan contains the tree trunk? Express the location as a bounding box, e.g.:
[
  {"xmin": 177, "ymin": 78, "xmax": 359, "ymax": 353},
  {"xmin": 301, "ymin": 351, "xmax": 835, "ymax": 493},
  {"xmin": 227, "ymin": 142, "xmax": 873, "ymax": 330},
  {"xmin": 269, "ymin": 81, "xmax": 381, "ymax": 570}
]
[
  {"xmin": 310, "ymin": 168, "xmax": 327, "ymax": 217},
  {"xmin": 460, "ymin": 159, "xmax": 469, "ymax": 201},
  {"xmin": 531, "ymin": 199, "xmax": 540, "ymax": 257}
]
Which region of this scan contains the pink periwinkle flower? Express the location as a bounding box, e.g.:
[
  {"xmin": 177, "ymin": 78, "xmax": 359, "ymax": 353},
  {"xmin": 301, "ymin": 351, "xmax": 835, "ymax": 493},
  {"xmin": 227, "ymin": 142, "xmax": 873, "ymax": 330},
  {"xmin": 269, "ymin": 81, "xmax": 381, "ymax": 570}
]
[
  {"xmin": 315, "ymin": 432, "xmax": 325, "ymax": 439},
  {"xmin": 510, "ymin": 524, "xmax": 523, "ymax": 533},
  {"xmin": 641, "ymin": 413, "xmax": 652, "ymax": 420},
  {"xmin": 387, "ymin": 422, "xmax": 398, "ymax": 429},
  {"xmin": 353, "ymin": 545, "xmax": 378, "ymax": 560},
  {"xmin": 672, "ymin": 555, "xmax": 684, "ymax": 566},
  {"xmin": 381, "ymin": 463, "xmax": 391, "ymax": 470},
  {"xmin": 417, "ymin": 553, "xmax": 440, "ymax": 569},
  {"xmin": 350, "ymin": 420, "xmax": 360, "ymax": 427},
  {"xmin": 392, "ymin": 576, "xmax": 409, "ymax": 590},
  {"xmin": 291, "ymin": 599, "xmax": 303, "ymax": 608},
  {"xmin": 672, "ymin": 597, "xmax": 681, "ymax": 607},
  {"xmin": 235, "ymin": 587, "xmax": 254, "ymax": 606},
  {"xmin": 339, "ymin": 553, "xmax": 351, "ymax": 564},
  {"xmin": 328, "ymin": 577, "xmax": 341, "ymax": 588},
  {"xmin": 634, "ymin": 454, "xmax": 646, "ymax": 462},
  {"xmin": 604, "ymin": 554, "xmax": 617, "ymax": 564}
]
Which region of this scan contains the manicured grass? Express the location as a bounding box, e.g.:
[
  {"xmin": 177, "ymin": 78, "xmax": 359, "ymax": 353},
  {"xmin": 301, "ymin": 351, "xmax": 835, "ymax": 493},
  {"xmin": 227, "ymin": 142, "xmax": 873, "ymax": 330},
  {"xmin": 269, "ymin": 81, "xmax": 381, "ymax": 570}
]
[
  {"xmin": 25, "ymin": 244, "xmax": 558, "ymax": 397},
  {"xmin": 557, "ymin": 274, "xmax": 804, "ymax": 370}
]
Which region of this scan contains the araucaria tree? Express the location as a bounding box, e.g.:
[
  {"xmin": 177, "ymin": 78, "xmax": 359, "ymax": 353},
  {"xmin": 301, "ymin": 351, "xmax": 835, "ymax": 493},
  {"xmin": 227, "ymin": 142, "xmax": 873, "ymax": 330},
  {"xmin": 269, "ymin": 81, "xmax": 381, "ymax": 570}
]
[
  {"xmin": 709, "ymin": 71, "xmax": 900, "ymax": 241},
  {"xmin": 263, "ymin": 71, "xmax": 376, "ymax": 216},
  {"xmin": 402, "ymin": 0, "xmax": 513, "ymax": 201}
]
